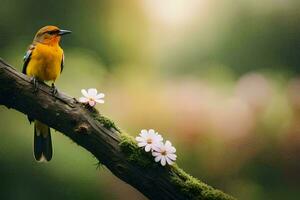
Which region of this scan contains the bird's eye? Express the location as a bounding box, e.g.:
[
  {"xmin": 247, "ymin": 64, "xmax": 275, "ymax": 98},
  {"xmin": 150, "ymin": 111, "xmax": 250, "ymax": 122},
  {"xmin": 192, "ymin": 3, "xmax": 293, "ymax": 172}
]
[{"xmin": 47, "ymin": 30, "xmax": 58, "ymax": 35}]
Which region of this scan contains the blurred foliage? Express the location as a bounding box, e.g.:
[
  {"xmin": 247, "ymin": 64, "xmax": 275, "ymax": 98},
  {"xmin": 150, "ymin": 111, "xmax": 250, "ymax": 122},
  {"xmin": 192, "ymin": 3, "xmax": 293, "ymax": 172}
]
[{"xmin": 1, "ymin": 0, "xmax": 300, "ymax": 200}]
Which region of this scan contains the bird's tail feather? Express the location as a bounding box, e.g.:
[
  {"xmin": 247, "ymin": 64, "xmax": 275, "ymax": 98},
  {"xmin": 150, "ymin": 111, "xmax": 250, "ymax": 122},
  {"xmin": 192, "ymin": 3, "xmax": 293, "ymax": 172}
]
[{"xmin": 34, "ymin": 121, "xmax": 52, "ymax": 162}]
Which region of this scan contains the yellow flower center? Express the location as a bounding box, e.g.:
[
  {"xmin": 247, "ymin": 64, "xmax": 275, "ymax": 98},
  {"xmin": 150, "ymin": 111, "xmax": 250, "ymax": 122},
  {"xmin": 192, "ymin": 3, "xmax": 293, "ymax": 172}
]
[{"xmin": 146, "ymin": 138, "xmax": 152, "ymax": 144}]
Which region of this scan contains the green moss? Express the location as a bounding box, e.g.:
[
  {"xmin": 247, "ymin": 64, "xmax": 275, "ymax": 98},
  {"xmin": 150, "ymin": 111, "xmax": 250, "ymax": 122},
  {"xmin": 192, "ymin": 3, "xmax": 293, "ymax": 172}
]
[
  {"xmin": 94, "ymin": 114, "xmax": 120, "ymax": 131},
  {"xmin": 80, "ymin": 103, "xmax": 119, "ymax": 131},
  {"xmin": 119, "ymin": 133, "xmax": 157, "ymax": 168},
  {"xmin": 170, "ymin": 166, "xmax": 236, "ymax": 200},
  {"xmin": 96, "ymin": 162, "xmax": 104, "ymax": 170},
  {"xmin": 119, "ymin": 133, "xmax": 235, "ymax": 199}
]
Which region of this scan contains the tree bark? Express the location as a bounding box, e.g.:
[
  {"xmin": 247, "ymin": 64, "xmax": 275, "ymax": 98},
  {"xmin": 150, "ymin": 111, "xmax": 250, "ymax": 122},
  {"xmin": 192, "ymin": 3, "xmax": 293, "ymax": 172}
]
[{"xmin": 0, "ymin": 58, "xmax": 235, "ymax": 200}]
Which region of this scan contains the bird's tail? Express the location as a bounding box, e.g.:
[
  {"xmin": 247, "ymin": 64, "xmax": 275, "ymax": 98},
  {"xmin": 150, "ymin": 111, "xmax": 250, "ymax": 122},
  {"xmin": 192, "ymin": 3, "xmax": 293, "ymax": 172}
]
[{"xmin": 34, "ymin": 120, "xmax": 53, "ymax": 162}]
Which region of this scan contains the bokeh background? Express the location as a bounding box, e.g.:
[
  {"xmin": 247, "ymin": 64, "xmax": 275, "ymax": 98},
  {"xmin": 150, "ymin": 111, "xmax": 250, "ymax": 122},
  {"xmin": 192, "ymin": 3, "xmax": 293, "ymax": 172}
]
[{"xmin": 1, "ymin": 0, "xmax": 300, "ymax": 199}]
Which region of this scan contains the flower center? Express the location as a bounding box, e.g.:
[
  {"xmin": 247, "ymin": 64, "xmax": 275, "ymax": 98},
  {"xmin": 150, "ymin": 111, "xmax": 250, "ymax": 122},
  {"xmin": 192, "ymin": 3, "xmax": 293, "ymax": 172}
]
[
  {"xmin": 161, "ymin": 150, "xmax": 167, "ymax": 156},
  {"xmin": 89, "ymin": 98, "xmax": 94, "ymax": 101},
  {"xmin": 146, "ymin": 138, "xmax": 152, "ymax": 144}
]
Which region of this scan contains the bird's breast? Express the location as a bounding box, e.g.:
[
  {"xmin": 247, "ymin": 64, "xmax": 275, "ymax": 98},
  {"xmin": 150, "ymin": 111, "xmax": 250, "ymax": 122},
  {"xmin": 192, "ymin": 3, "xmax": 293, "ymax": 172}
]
[{"xmin": 27, "ymin": 44, "xmax": 63, "ymax": 82}]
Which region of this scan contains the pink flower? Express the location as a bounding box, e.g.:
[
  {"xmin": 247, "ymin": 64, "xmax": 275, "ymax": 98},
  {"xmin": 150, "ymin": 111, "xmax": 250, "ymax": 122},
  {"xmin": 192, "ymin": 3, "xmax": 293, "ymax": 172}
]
[
  {"xmin": 135, "ymin": 129, "xmax": 163, "ymax": 152},
  {"xmin": 152, "ymin": 140, "xmax": 177, "ymax": 166},
  {"xmin": 79, "ymin": 88, "xmax": 105, "ymax": 107}
]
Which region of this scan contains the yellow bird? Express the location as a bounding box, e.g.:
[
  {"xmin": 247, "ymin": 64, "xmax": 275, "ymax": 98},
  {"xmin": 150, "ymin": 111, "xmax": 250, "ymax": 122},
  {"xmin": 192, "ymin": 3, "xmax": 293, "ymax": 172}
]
[{"xmin": 22, "ymin": 25, "xmax": 71, "ymax": 162}]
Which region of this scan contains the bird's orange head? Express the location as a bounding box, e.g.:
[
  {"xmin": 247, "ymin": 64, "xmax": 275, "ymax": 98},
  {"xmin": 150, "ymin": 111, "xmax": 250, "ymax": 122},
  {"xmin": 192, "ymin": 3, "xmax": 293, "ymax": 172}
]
[{"xmin": 34, "ymin": 25, "xmax": 71, "ymax": 45}]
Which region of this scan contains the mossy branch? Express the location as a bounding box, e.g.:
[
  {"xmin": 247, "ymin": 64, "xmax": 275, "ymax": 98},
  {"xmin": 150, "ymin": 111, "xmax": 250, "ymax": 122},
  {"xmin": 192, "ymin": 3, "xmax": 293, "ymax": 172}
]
[{"xmin": 0, "ymin": 58, "xmax": 235, "ymax": 200}]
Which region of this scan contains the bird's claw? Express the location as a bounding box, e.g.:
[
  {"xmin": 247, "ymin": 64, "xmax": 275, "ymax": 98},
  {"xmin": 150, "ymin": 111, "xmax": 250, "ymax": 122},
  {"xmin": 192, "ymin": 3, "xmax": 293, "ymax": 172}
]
[
  {"xmin": 50, "ymin": 83, "xmax": 58, "ymax": 96},
  {"xmin": 31, "ymin": 77, "xmax": 39, "ymax": 93}
]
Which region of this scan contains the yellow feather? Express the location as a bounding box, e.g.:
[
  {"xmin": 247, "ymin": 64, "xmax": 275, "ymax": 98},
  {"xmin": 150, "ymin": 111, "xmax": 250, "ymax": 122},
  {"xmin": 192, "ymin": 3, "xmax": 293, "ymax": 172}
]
[{"xmin": 26, "ymin": 43, "xmax": 63, "ymax": 82}]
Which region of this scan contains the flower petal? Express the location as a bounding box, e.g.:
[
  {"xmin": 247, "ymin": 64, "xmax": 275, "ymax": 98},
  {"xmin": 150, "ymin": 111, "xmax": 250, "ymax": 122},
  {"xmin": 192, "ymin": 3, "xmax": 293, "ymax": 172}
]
[
  {"xmin": 152, "ymin": 151, "xmax": 160, "ymax": 157},
  {"xmin": 88, "ymin": 88, "xmax": 98, "ymax": 97},
  {"xmin": 152, "ymin": 143, "xmax": 162, "ymax": 152},
  {"xmin": 79, "ymin": 97, "xmax": 89, "ymax": 103},
  {"xmin": 145, "ymin": 144, "xmax": 151, "ymax": 152},
  {"xmin": 152, "ymin": 146, "xmax": 160, "ymax": 152},
  {"xmin": 165, "ymin": 140, "xmax": 172, "ymax": 147},
  {"xmin": 138, "ymin": 142, "xmax": 147, "ymax": 147},
  {"xmin": 95, "ymin": 99, "xmax": 105, "ymax": 104},
  {"xmin": 169, "ymin": 146, "xmax": 176, "ymax": 153},
  {"xmin": 154, "ymin": 155, "xmax": 162, "ymax": 162},
  {"xmin": 166, "ymin": 157, "xmax": 174, "ymax": 165},
  {"xmin": 81, "ymin": 89, "xmax": 89, "ymax": 97},
  {"xmin": 149, "ymin": 129, "xmax": 155, "ymax": 134},
  {"xmin": 135, "ymin": 137, "xmax": 144, "ymax": 142},
  {"xmin": 167, "ymin": 153, "xmax": 177, "ymax": 161},
  {"xmin": 140, "ymin": 129, "xmax": 148, "ymax": 137},
  {"xmin": 96, "ymin": 93, "xmax": 105, "ymax": 99},
  {"xmin": 157, "ymin": 134, "xmax": 163, "ymax": 141},
  {"xmin": 160, "ymin": 156, "xmax": 166, "ymax": 166}
]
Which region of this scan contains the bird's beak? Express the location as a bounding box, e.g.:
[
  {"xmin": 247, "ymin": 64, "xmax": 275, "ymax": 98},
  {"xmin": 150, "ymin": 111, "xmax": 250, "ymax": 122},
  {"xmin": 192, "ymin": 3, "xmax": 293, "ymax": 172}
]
[{"xmin": 58, "ymin": 29, "xmax": 72, "ymax": 36}]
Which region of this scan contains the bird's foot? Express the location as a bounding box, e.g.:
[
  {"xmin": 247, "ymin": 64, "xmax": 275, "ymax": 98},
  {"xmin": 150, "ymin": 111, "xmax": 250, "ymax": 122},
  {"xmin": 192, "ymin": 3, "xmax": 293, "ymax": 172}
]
[
  {"xmin": 30, "ymin": 77, "xmax": 39, "ymax": 93},
  {"xmin": 50, "ymin": 83, "xmax": 58, "ymax": 96}
]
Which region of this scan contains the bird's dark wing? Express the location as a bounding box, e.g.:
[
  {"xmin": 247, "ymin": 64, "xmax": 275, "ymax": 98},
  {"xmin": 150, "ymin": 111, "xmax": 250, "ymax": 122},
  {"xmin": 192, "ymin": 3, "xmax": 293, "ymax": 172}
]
[
  {"xmin": 22, "ymin": 44, "xmax": 35, "ymax": 74},
  {"xmin": 22, "ymin": 44, "xmax": 35, "ymax": 123},
  {"xmin": 60, "ymin": 52, "xmax": 64, "ymax": 73}
]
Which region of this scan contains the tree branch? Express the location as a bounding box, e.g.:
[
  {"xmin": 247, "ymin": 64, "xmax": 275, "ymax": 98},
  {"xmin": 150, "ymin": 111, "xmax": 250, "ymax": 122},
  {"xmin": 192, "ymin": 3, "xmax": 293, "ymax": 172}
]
[{"xmin": 0, "ymin": 58, "xmax": 235, "ymax": 200}]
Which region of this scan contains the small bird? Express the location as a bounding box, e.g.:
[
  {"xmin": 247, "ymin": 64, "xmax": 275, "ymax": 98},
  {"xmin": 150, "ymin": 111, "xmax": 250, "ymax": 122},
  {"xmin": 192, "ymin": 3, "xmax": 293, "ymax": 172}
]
[{"xmin": 22, "ymin": 25, "xmax": 71, "ymax": 162}]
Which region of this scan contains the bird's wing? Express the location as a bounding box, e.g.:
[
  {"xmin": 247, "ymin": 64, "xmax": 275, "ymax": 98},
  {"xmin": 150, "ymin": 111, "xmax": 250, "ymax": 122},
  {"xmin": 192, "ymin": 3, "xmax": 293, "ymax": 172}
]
[
  {"xmin": 22, "ymin": 44, "xmax": 36, "ymax": 124},
  {"xmin": 60, "ymin": 52, "xmax": 64, "ymax": 73},
  {"xmin": 22, "ymin": 44, "xmax": 35, "ymax": 74}
]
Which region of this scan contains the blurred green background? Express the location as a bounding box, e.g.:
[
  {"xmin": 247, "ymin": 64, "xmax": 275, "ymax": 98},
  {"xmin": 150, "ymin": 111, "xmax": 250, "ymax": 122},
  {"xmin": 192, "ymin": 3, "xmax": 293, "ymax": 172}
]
[{"xmin": 1, "ymin": 0, "xmax": 300, "ymax": 199}]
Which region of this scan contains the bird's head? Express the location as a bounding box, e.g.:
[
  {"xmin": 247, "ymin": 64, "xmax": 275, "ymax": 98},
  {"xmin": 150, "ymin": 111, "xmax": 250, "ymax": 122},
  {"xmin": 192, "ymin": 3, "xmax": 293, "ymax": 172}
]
[{"xmin": 34, "ymin": 25, "xmax": 71, "ymax": 45}]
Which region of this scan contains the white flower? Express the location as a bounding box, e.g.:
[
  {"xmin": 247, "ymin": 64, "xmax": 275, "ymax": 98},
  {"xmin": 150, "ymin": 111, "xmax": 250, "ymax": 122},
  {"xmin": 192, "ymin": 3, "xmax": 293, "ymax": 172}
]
[
  {"xmin": 135, "ymin": 129, "xmax": 163, "ymax": 152},
  {"xmin": 79, "ymin": 88, "xmax": 105, "ymax": 107},
  {"xmin": 152, "ymin": 140, "xmax": 177, "ymax": 166}
]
